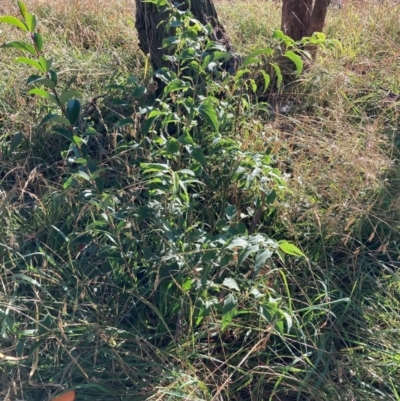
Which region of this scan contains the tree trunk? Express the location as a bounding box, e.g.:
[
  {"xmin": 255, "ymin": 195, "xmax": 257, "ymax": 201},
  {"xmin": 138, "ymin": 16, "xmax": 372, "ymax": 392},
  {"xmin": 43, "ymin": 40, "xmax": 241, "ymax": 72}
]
[
  {"xmin": 281, "ymin": 0, "xmax": 331, "ymax": 41},
  {"xmin": 309, "ymin": 0, "xmax": 331, "ymax": 35},
  {"xmin": 135, "ymin": 0, "xmax": 233, "ymax": 74}
]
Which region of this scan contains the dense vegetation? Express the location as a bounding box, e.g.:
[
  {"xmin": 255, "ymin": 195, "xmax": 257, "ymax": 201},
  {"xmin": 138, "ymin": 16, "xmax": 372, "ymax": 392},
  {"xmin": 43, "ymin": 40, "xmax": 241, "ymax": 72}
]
[{"xmin": 0, "ymin": 1, "xmax": 400, "ymax": 400}]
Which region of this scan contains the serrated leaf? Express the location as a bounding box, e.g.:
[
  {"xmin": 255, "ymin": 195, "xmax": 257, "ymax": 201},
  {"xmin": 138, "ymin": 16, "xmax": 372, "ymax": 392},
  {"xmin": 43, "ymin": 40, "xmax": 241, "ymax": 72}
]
[
  {"xmin": 198, "ymin": 101, "xmax": 219, "ymax": 133},
  {"xmin": 284, "ymin": 50, "xmax": 303, "ymax": 78},
  {"xmin": 278, "ymin": 240, "xmax": 305, "ymax": 257},
  {"xmin": 29, "ymin": 88, "xmax": 58, "ymax": 105},
  {"xmin": 222, "ymin": 278, "xmax": 240, "ymax": 291},
  {"xmin": 10, "ymin": 132, "xmax": 23, "ymax": 153},
  {"xmin": 254, "ymin": 249, "xmax": 273, "ymax": 272},
  {"xmin": 2, "ymin": 41, "xmax": 36, "ymax": 55},
  {"xmin": 59, "ymin": 90, "xmax": 81, "ymax": 106},
  {"xmin": 33, "ymin": 32, "xmax": 42, "ymax": 52},
  {"xmin": 0, "ymin": 16, "xmax": 28, "ymax": 31},
  {"xmin": 14, "ymin": 56, "xmax": 44, "ymax": 72},
  {"xmin": 65, "ymin": 99, "xmax": 81, "ymax": 125}
]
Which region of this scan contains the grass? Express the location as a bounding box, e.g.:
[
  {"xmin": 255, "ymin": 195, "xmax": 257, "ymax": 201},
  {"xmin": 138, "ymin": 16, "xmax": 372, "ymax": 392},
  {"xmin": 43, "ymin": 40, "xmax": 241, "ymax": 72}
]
[{"xmin": 1, "ymin": 0, "xmax": 400, "ymax": 400}]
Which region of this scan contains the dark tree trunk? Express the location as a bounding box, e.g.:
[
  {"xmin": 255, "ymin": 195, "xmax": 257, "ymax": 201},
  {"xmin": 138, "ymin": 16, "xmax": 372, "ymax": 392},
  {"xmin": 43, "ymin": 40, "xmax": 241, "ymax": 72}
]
[
  {"xmin": 281, "ymin": 0, "xmax": 331, "ymax": 40},
  {"xmin": 281, "ymin": 0, "xmax": 313, "ymax": 41},
  {"xmin": 309, "ymin": 0, "xmax": 331, "ymax": 35},
  {"xmin": 135, "ymin": 0, "xmax": 233, "ymax": 74}
]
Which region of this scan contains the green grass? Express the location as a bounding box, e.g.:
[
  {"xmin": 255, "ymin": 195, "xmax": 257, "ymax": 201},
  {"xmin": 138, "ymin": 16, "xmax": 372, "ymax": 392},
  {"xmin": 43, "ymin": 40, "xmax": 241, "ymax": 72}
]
[{"xmin": 1, "ymin": 0, "xmax": 400, "ymax": 400}]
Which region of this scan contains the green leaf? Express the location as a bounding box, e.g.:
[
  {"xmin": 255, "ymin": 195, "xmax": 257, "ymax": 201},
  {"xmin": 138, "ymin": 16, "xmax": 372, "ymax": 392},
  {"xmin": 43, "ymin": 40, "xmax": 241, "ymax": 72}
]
[
  {"xmin": 278, "ymin": 240, "xmax": 305, "ymax": 257},
  {"xmin": 164, "ymin": 79, "xmax": 190, "ymax": 94},
  {"xmin": 225, "ymin": 204, "xmax": 236, "ymax": 221},
  {"xmin": 72, "ymin": 136, "xmax": 83, "ymax": 146},
  {"xmin": 33, "ymin": 32, "xmax": 42, "ymax": 52},
  {"xmin": 222, "ymin": 278, "xmax": 240, "ymax": 292},
  {"xmin": 65, "ymin": 99, "xmax": 81, "ymax": 125},
  {"xmin": 271, "ymin": 63, "xmax": 283, "ymax": 88},
  {"xmin": 63, "ymin": 176, "xmax": 74, "ymax": 190},
  {"xmin": 84, "ymin": 127, "xmax": 98, "ymax": 136},
  {"xmin": 38, "ymin": 56, "xmax": 52, "ymax": 72},
  {"xmin": 24, "ymin": 12, "xmax": 37, "ymax": 32},
  {"xmin": 198, "ymin": 101, "xmax": 219, "ymax": 132},
  {"xmin": 254, "ymin": 249, "xmax": 273, "ymax": 272},
  {"xmin": 132, "ymin": 84, "xmax": 147, "ymax": 97},
  {"xmin": 238, "ymin": 244, "xmax": 259, "ymax": 266},
  {"xmin": 48, "ymin": 70, "xmax": 57, "ymax": 86},
  {"xmin": 95, "ymin": 177, "xmax": 104, "ymax": 193},
  {"xmin": 0, "ymin": 16, "xmax": 28, "ymax": 31},
  {"xmin": 73, "ymin": 158, "xmax": 87, "ymax": 164},
  {"xmin": 28, "ymin": 78, "xmax": 56, "ymax": 89},
  {"xmin": 115, "ymin": 117, "xmax": 134, "ymax": 127},
  {"xmin": 14, "ymin": 56, "xmax": 44, "ymax": 72},
  {"xmin": 28, "ymin": 88, "xmax": 58, "ymax": 105},
  {"xmin": 17, "ymin": 1, "xmax": 27, "ymax": 19},
  {"xmin": 2, "ymin": 41, "xmax": 36, "ymax": 55},
  {"xmin": 178, "ymin": 131, "xmax": 194, "ymax": 145},
  {"xmin": 86, "ymin": 158, "xmax": 97, "ymax": 174},
  {"xmin": 272, "ymin": 29, "xmax": 295, "ymax": 46},
  {"xmin": 223, "ymin": 293, "xmax": 237, "ymax": 315},
  {"xmin": 234, "ymin": 68, "xmax": 250, "ymax": 82},
  {"xmin": 259, "ymin": 69, "xmax": 270, "ymax": 93},
  {"xmin": 166, "ymin": 138, "xmax": 180, "ymax": 154},
  {"xmin": 74, "ymin": 170, "xmax": 91, "ymax": 181},
  {"xmin": 38, "ymin": 314, "xmax": 57, "ymax": 335},
  {"xmin": 16, "ymin": 339, "xmax": 26, "ymax": 358},
  {"xmin": 59, "ymin": 90, "xmax": 81, "ymax": 106},
  {"xmin": 26, "ymin": 74, "xmax": 41, "ymax": 85},
  {"xmin": 141, "ymin": 116, "xmax": 156, "ymax": 134},
  {"xmin": 246, "ymin": 47, "xmax": 274, "ymax": 60},
  {"xmin": 53, "ymin": 127, "xmax": 73, "ymax": 141},
  {"xmin": 140, "ymin": 163, "xmax": 169, "ymax": 172},
  {"xmin": 284, "ymin": 50, "xmax": 304, "ymax": 78},
  {"xmin": 40, "ymin": 113, "xmax": 71, "ymax": 127},
  {"xmin": 10, "ymin": 132, "xmax": 23, "ymax": 153},
  {"xmin": 192, "ymin": 146, "xmax": 207, "ymax": 165}
]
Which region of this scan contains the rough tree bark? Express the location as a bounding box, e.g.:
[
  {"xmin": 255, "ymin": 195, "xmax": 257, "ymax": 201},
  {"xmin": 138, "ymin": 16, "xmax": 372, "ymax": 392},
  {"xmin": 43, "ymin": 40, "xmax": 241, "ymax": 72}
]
[
  {"xmin": 281, "ymin": 0, "xmax": 331, "ymax": 41},
  {"xmin": 135, "ymin": 0, "xmax": 233, "ymax": 74}
]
